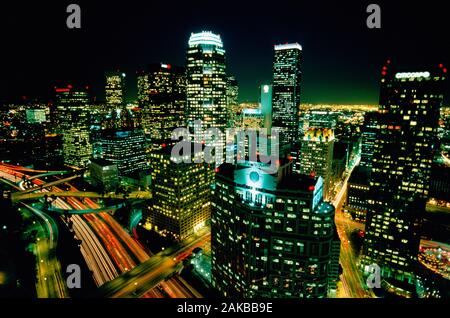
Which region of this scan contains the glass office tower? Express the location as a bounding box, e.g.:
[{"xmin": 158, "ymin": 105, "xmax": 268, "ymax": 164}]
[
  {"xmin": 361, "ymin": 64, "xmax": 446, "ymax": 296},
  {"xmin": 53, "ymin": 85, "xmax": 92, "ymax": 167},
  {"xmin": 185, "ymin": 31, "xmax": 227, "ymax": 162},
  {"xmin": 211, "ymin": 160, "xmax": 340, "ymax": 298},
  {"xmin": 272, "ymin": 43, "xmax": 302, "ymax": 146}
]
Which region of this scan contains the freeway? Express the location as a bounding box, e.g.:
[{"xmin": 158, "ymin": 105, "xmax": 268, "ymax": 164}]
[
  {"xmin": 99, "ymin": 230, "xmax": 210, "ymax": 298},
  {"xmin": 3, "ymin": 163, "xmax": 202, "ymax": 298},
  {"xmin": 17, "ymin": 175, "xmax": 80, "ymax": 195},
  {"xmin": 46, "ymin": 203, "xmax": 126, "ymax": 215},
  {"xmin": 47, "ymin": 174, "xmax": 203, "ymax": 298},
  {"xmin": 20, "ymin": 203, "xmax": 69, "ymax": 298},
  {"xmin": 2, "ymin": 164, "xmax": 126, "ymax": 288},
  {"xmin": 1, "ymin": 164, "xmax": 69, "ymax": 298},
  {"xmin": 26, "ymin": 170, "xmax": 73, "ymax": 181},
  {"xmin": 11, "ymin": 189, "xmax": 152, "ymax": 203},
  {"xmin": 0, "ymin": 162, "xmax": 71, "ymax": 174}
]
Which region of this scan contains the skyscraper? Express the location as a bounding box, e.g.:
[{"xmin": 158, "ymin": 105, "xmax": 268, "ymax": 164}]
[
  {"xmin": 105, "ymin": 71, "xmax": 125, "ymax": 108},
  {"xmin": 147, "ymin": 142, "xmax": 213, "ymax": 240},
  {"xmin": 260, "ymin": 84, "xmax": 273, "ymax": 130},
  {"xmin": 360, "ymin": 111, "xmax": 379, "ymax": 170},
  {"xmin": 211, "ymin": 160, "xmax": 340, "ymax": 298},
  {"xmin": 298, "ymin": 128, "xmax": 334, "ymax": 199},
  {"xmin": 137, "ymin": 70, "xmax": 150, "ymax": 108},
  {"xmin": 361, "ymin": 64, "xmax": 446, "ymax": 296},
  {"xmin": 272, "ymin": 43, "xmax": 302, "ymax": 146},
  {"xmin": 140, "ymin": 63, "xmax": 186, "ymax": 140},
  {"xmin": 226, "ymin": 75, "xmax": 239, "ymax": 128},
  {"xmin": 185, "ymin": 31, "xmax": 227, "ymax": 158},
  {"xmin": 295, "ymin": 110, "xmax": 337, "ymax": 175},
  {"xmin": 53, "ymin": 85, "xmax": 92, "ymax": 167},
  {"xmin": 97, "ymin": 128, "xmax": 148, "ymax": 177}
]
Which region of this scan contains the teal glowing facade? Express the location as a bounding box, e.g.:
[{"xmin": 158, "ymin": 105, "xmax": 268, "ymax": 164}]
[{"xmin": 260, "ymin": 84, "xmax": 273, "ymax": 130}]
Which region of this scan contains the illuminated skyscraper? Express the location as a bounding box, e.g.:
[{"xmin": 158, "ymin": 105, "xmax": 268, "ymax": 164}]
[
  {"xmin": 211, "ymin": 160, "xmax": 340, "ymax": 298},
  {"xmin": 360, "ymin": 111, "xmax": 379, "ymax": 170},
  {"xmin": 147, "ymin": 142, "xmax": 213, "ymax": 240},
  {"xmin": 226, "ymin": 75, "xmax": 239, "ymax": 128},
  {"xmin": 98, "ymin": 128, "xmax": 148, "ymax": 176},
  {"xmin": 186, "ymin": 31, "xmax": 227, "ymax": 158},
  {"xmin": 138, "ymin": 63, "xmax": 186, "ymax": 140},
  {"xmin": 294, "ymin": 110, "xmax": 337, "ymax": 175},
  {"xmin": 299, "ymin": 128, "xmax": 334, "ymax": 199},
  {"xmin": 53, "ymin": 85, "xmax": 92, "ymax": 167},
  {"xmin": 105, "ymin": 71, "xmax": 125, "ymax": 108},
  {"xmin": 361, "ymin": 64, "xmax": 447, "ymax": 296},
  {"xmin": 272, "ymin": 43, "xmax": 302, "ymax": 145},
  {"xmin": 137, "ymin": 71, "xmax": 150, "ymax": 108}
]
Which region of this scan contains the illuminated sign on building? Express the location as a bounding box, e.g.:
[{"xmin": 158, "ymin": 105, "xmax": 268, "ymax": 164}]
[{"xmin": 395, "ymin": 71, "xmax": 430, "ymax": 79}]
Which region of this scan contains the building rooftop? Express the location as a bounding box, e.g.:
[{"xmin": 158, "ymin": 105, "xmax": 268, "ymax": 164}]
[
  {"xmin": 274, "ymin": 43, "xmax": 302, "ymax": 51},
  {"xmin": 188, "ymin": 31, "xmax": 223, "ymax": 48},
  {"xmin": 242, "ymin": 108, "xmax": 262, "ymax": 115},
  {"xmin": 303, "ymin": 127, "xmax": 335, "ymax": 142},
  {"xmin": 216, "ymin": 162, "xmax": 319, "ymax": 193},
  {"xmin": 90, "ymin": 157, "xmax": 116, "ymax": 167},
  {"xmin": 315, "ymin": 201, "xmax": 335, "ymax": 215}
]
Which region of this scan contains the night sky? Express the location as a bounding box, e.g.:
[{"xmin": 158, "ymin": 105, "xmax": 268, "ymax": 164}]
[{"xmin": 1, "ymin": 0, "xmax": 449, "ymax": 104}]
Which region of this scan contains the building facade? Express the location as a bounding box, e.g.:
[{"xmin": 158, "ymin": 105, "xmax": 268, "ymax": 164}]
[
  {"xmin": 346, "ymin": 165, "xmax": 370, "ymax": 222},
  {"xmin": 361, "ymin": 65, "xmax": 446, "ymax": 296},
  {"xmin": 105, "ymin": 71, "xmax": 125, "ymax": 109},
  {"xmin": 89, "ymin": 158, "xmax": 119, "ymax": 192},
  {"xmin": 360, "ymin": 111, "xmax": 379, "ymax": 170},
  {"xmin": 97, "ymin": 128, "xmax": 148, "ymax": 176},
  {"xmin": 298, "ymin": 128, "xmax": 334, "ymax": 199},
  {"xmin": 272, "ymin": 43, "xmax": 302, "ymax": 146},
  {"xmin": 211, "ymin": 160, "xmax": 340, "ymax": 298},
  {"xmin": 147, "ymin": 142, "xmax": 213, "ymax": 240},
  {"xmin": 226, "ymin": 75, "xmax": 239, "ymax": 128},
  {"xmin": 185, "ymin": 31, "xmax": 227, "ymax": 159},
  {"xmin": 53, "ymin": 85, "xmax": 92, "ymax": 167},
  {"xmin": 138, "ymin": 63, "xmax": 186, "ymax": 140}
]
